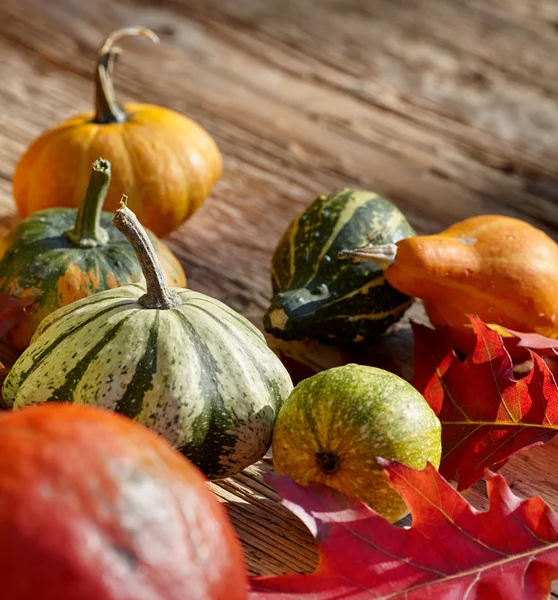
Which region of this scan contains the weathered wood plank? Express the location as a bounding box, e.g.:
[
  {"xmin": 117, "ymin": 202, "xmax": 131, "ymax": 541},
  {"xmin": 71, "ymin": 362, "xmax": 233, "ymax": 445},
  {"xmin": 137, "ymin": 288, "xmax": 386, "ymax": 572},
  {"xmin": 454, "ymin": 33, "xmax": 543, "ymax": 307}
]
[{"xmin": 0, "ymin": 0, "xmax": 557, "ymax": 592}]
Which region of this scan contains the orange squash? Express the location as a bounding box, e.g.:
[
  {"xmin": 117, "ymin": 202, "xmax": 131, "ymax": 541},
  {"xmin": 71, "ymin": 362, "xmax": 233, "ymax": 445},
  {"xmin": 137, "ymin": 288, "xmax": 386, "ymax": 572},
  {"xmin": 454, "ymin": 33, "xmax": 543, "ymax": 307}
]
[
  {"xmin": 0, "ymin": 404, "xmax": 247, "ymax": 600},
  {"xmin": 13, "ymin": 27, "xmax": 222, "ymax": 237},
  {"xmin": 344, "ymin": 215, "xmax": 558, "ymax": 353}
]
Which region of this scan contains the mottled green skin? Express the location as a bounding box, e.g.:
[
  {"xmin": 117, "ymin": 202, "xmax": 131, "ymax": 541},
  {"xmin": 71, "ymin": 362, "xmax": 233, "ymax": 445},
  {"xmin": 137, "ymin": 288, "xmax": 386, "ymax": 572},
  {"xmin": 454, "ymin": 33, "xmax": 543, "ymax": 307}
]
[
  {"xmin": 0, "ymin": 208, "xmax": 184, "ymax": 349},
  {"xmin": 0, "ymin": 208, "xmax": 182, "ymax": 293},
  {"xmin": 3, "ymin": 284, "xmax": 293, "ymax": 480},
  {"xmin": 272, "ymin": 364, "xmax": 441, "ymax": 522},
  {"xmin": 264, "ymin": 189, "xmax": 416, "ymax": 344}
]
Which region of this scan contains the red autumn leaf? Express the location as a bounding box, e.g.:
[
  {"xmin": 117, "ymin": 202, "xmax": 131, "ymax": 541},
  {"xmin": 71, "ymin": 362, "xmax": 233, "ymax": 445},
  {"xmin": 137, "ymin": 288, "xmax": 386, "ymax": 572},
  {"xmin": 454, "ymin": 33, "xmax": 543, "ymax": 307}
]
[
  {"xmin": 250, "ymin": 461, "xmax": 558, "ymax": 599},
  {"xmin": 0, "ymin": 293, "xmax": 37, "ymax": 338},
  {"xmin": 412, "ymin": 316, "xmax": 558, "ymax": 490},
  {"xmin": 500, "ymin": 327, "xmax": 558, "ymax": 354},
  {"xmin": 483, "ymin": 324, "xmax": 558, "ymax": 363},
  {"xmin": 0, "ymin": 339, "xmax": 19, "ymax": 397}
]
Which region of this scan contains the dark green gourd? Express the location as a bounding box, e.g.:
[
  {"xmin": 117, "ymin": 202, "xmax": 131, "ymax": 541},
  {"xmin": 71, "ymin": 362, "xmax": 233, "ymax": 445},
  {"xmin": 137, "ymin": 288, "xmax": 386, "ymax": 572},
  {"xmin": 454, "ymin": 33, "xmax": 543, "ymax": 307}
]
[{"xmin": 264, "ymin": 189, "xmax": 415, "ymax": 344}]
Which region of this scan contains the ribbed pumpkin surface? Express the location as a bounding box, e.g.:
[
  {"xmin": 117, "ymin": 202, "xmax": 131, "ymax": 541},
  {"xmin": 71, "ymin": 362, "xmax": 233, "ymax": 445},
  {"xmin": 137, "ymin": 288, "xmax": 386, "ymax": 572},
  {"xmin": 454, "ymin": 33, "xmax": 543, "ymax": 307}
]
[
  {"xmin": 3, "ymin": 284, "xmax": 293, "ymax": 480},
  {"xmin": 265, "ymin": 189, "xmax": 415, "ymax": 344},
  {"xmin": 0, "ymin": 207, "xmax": 184, "ymax": 350}
]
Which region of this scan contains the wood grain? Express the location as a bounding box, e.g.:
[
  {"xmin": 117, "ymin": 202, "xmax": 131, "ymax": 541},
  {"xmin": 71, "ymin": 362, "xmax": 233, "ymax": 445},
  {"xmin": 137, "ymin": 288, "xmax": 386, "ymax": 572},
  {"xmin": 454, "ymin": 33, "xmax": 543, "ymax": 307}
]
[{"xmin": 1, "ymin": 0, "xmax": 558, "ymax": 591}]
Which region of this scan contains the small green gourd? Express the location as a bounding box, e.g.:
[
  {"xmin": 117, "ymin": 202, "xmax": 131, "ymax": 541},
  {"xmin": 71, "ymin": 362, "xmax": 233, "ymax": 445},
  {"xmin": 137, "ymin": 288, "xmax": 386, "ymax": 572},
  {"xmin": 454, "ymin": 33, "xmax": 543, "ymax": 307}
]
[
  {"xmin": 264, "ymin": 189, "xmax": 415, "ymax": 344},
  {"xmin": 272, "ymin": 364, "xmax": 442, "ymax": 522}
]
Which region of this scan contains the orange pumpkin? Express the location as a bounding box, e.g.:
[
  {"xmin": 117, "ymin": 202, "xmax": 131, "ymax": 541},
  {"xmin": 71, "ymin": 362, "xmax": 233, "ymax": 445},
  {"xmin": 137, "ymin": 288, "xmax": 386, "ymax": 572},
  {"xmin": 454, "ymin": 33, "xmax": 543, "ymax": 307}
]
[
  {"xmin": 0, "ymin": 404, "xmax": 247, "ymax": 600},
  {"xmin": 344, "ymin": 215, "xmax": 558, "ymax": 353},
  {"xmin": 13, "ymin": 27, "xmax": 222, "ymax": 237}
]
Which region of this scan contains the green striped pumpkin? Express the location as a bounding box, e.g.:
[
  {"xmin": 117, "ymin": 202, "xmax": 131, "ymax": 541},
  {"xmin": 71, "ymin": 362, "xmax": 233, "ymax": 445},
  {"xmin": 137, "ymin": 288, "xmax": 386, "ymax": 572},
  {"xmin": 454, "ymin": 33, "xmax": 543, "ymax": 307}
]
[
  {"xmin": 264, "ymin": 189, "xmax": 416, "ymax": 344},
  {"xmin": 2, "ymin": 204, "xmax": 293, "ymax": 480}
]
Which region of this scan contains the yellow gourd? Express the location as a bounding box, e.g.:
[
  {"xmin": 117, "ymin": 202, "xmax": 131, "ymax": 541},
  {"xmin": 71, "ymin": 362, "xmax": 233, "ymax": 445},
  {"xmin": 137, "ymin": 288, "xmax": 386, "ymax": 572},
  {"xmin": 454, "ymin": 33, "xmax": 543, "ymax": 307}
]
[{"xmin": 344, "ymin": 215, "xmax": 558, "ymax": 352}]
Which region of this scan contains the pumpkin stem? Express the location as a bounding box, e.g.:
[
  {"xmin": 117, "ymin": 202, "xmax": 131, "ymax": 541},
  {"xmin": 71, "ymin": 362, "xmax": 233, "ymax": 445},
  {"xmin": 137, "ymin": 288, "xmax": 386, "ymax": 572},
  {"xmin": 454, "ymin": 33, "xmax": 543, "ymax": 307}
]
[
  {"xmin": 113, "ymin": 197, "xmax": 181, "ymax": 309},
  {"xmin": 94, "ymin": 27, "xmax": 159, "ymax": 124},
  {"xmin": 339, "ymin": 244, "xmax": 398, "ymax": 270},
  {"xmin": 67, "ymin": 158, "xmax": 111, "ymax": 247}
]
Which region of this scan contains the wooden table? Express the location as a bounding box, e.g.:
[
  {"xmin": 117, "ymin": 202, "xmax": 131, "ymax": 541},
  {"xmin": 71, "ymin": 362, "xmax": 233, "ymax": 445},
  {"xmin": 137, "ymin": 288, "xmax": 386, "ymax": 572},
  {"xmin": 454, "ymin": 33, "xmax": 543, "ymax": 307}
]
[{"xmin": 2, "ymin": 0, "xmax": 558, "ymax": 591}]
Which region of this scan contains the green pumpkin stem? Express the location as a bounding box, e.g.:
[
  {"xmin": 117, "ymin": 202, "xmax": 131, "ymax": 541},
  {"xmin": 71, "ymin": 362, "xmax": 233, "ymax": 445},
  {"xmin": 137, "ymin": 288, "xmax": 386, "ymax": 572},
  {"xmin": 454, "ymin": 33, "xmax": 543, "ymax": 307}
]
[
  {"xmin": 94, "ymin": 27, "xmax": 159, "ymax": 125},
  {"xmin": 67, "ymin": 158, "xmax": 111, "ymax": 247},
  {"xmin": 113, "ymin": 197, "xmax": 181, "ymax": 309},
  {"xmin": 339, "ymin": 244, "xmax": 398, "ymax": 270}
]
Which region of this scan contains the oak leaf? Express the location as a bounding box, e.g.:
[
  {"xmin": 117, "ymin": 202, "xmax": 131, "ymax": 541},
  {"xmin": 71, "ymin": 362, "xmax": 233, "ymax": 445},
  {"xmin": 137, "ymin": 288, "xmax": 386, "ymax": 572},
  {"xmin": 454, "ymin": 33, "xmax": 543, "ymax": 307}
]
[
  {"xmin": 250, "ymin": 461, "xmax": 558, "ymax": 599},
  {"xmin": 498, "ymin": 325, "xmax": 558, "ymax": 354},
  {"xmin": 412, "ymin": 316, "xmax": 558, "ymax": 490}
]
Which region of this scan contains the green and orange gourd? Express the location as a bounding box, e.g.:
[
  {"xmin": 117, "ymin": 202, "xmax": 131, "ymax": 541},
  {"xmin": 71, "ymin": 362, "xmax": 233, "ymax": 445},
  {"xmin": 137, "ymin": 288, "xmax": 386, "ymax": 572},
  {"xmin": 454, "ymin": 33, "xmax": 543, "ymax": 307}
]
[
  {"xmin": 343, "ymin": 215, "xmax": 558, "ymax": 352},
  {"xmin": 0, "ymin": 158, "xmax": 185, "ymax": 350},
  {"xmin": 13, "ymin": 27, "xmax": 221, "ymax": 237}
]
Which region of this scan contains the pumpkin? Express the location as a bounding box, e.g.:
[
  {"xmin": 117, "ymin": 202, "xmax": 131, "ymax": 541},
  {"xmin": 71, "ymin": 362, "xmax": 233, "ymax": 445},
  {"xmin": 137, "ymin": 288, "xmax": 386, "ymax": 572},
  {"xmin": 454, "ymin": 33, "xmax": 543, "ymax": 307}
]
[
  {"xmin": 0, "ymin": 158, "xmax": 185, "ymax": 351},
  {"xmin": 272, "ymin": 364, "xmax": 442, "ymax": 522},
  {"xmin": 3, "ymin": 200, "xmax": 293, "ymax": 480},
  {"xmin": 264, "ymin": 189, "xmax": 415, "ymax": 344},
  {"xmin": 0, "ymin": 403, "xmax": 247, "ymax": 600},
  {"xmin": 13, "ymin": 27, "xmax": 221, "ymax": 237},
  {"xmin": 343, "ymin": 214, "xmax": 558, "ymax": 353}
]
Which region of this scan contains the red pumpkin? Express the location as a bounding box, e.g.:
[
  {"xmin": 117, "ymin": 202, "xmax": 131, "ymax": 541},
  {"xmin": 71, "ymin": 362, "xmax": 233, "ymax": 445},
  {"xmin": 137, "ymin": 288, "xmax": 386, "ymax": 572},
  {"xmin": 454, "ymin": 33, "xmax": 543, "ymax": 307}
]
[{"xmin": 0, "ymin": 404, "xmax": 247, "ymax": 600}]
